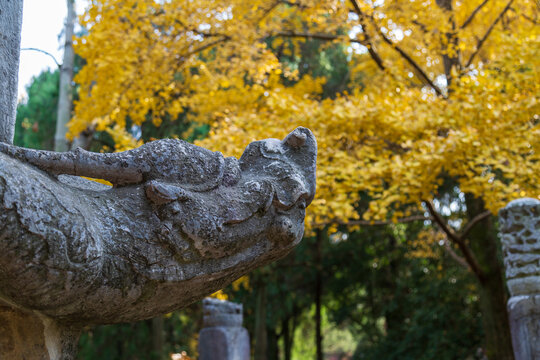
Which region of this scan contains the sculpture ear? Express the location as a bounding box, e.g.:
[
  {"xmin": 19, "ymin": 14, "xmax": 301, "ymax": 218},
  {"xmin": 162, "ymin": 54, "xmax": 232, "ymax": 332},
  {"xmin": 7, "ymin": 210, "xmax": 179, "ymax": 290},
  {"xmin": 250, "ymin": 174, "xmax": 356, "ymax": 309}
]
[
  {"xmin": 283, "ymin": 128, "xmax": 307, "ymax": 148},
  {"xmin": 145, "ymin": 180, "xmax": 190, "ymax": 205}
]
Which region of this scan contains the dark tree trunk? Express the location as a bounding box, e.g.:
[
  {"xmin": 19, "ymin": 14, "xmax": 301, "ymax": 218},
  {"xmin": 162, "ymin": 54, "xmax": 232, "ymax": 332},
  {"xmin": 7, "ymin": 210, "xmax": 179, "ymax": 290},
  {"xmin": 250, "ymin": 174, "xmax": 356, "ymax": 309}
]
[
  {"xmin": 152, "ymin": 316, "xmax": 164, "ymax": 359},
  {"xmin": 267, "ymin": 327, "xmax": 279, "ymax": 360},
  {"xmin": 315, "ymin": 230, "xmax": 323, "ymax": 360},
  {"xmin": 282, "ymin": 317, "xmax": 292, "ymax": 360},
  {"xmin": 465, "ymin": 194, "xmax": 514, "ymax": 360},
  {"xmin": 255, "ymin": 282, "xmax": 268, "ymax": 360},
  {"xmin": 55, "ymin": 0, "xmax": 76, "ymax": 151},
  {"xmin": 383, "ymin": 235, "xmax": 403, "ymax": 333}
]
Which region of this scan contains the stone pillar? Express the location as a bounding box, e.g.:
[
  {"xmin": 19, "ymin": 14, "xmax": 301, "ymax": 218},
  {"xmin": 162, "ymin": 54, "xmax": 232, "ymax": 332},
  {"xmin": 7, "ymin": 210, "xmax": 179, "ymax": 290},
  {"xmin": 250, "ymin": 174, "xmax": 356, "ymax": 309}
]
[
  {"xmin": 499, "ymin": 198, "xmax": 540, "ymax": 360},
  {"xmin": 198, "ymin": 298, "xmax": 250, "ymax": 360}
]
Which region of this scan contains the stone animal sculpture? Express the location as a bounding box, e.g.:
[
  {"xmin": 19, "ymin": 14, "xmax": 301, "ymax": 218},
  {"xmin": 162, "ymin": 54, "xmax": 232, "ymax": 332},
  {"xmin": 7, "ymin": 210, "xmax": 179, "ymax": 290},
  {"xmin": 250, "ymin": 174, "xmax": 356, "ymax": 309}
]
[{"xmin": 0, "ymin": 127, "xmax": 316, "ymax": 325}]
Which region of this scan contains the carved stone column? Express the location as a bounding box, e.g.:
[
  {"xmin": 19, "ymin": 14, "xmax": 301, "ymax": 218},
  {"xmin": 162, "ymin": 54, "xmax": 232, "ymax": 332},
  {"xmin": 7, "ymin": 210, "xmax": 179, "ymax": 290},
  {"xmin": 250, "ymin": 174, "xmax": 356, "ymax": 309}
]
[
  {"xmin": 499, "ymin": 198, "xmax": 540, "ymax": 360},
  {"xmin": 198, "ymin": 298, "xmax": 250, "ymax": 360}
]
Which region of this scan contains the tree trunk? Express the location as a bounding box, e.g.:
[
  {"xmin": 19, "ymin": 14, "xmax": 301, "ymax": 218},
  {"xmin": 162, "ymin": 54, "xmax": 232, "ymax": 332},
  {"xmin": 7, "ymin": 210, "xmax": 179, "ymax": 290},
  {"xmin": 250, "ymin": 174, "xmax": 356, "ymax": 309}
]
[
  {"xmin": 282, "ymin": 317, "xmax": 292, "ymax": 360},
  {"xmin": 315, "ymin": 230, "xmax": 323, "ymax": 360},
  {"xmin": 55, "ymin": 0, "xmax": 75, "ymax": 151},
  {"xmin": 0, "ymin": 0, "xmax": 23, "ymax": 144},
  {"xmin": 465, "ymin": 194, "xmax": 514, "ymax": 360},
  {"xmin": 383, "ymin": 235, "xmax": 403, "ymax": 334},
  {"xmin": 267, "ymin": 327, "xmax": 279, "ymax": 360},
  {"xmin": 255, "ymin": 281, "xmax": 268, "ymax": 360},
  {"xmin": 152, "ymin": 316, "xmax": 164, "ymax": 359}
]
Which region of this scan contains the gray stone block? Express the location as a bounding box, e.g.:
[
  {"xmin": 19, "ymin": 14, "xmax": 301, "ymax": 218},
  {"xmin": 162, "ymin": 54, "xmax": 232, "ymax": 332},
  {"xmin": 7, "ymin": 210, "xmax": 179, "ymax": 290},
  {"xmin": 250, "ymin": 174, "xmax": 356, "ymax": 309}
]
[
  {"xmin": 199, "ymin": 298, "xmax": 250, "ymax": 360},
  {"xmin": 499, "ymin": 198, "xmax": 540, "ymax": 360}
]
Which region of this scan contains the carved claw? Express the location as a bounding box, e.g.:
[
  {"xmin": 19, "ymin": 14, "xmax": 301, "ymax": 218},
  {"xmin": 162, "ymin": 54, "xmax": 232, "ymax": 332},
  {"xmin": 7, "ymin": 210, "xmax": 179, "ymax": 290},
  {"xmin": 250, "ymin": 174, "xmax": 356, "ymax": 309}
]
[{"xmin": 145, "ymin": 180, "xmax": 190, "ymax": 205}]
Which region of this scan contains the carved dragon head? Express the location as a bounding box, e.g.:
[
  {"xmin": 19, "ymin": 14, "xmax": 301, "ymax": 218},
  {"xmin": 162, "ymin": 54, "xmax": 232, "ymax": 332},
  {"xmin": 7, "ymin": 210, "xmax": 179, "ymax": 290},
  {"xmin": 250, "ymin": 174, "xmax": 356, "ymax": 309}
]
[
  {"xmin": 0, "ymin": 129, "xmax": 318, "ymax": 325},
  {"xmin": 239, "ymin": 127, "xmax": 317, "ymax": 210}
]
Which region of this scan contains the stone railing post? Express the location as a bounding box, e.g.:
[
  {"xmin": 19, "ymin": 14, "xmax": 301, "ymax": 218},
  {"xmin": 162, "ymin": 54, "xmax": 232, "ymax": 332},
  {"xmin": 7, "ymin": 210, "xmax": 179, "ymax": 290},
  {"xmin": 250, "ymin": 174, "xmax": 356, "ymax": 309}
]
[
  {"xmin": 499, "ymin": 198, "xmax": 540, "ymax": 360},
  {"xmin": 198, "ymin": 298, "xmax": 250, "ymax": 360}
]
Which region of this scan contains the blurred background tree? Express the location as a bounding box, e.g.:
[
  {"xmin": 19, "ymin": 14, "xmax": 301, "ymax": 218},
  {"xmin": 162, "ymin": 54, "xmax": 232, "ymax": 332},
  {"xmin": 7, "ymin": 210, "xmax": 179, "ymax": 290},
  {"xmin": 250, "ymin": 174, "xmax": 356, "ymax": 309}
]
[
  {"xmin": 15, "ymin": 69, "xmax": 59, "ymax": 150},
  {"xmin": 15, "ymin": 0, "xmax": 539, "ymax": 358}
]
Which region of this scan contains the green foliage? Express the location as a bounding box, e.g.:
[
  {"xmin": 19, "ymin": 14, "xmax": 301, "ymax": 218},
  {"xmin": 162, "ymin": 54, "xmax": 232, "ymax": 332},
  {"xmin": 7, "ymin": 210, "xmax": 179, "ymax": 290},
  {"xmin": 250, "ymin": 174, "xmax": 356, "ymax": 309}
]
[
  {"xmin": 15, "ymin": 69, "xmax": 59, "ymax": 150},
  {"xmin": 78, "ymin": 303, "xmax": 201, "ymax": 360},
  {"xmin": 213, "ymin": 222, "xmax": 483, "ymax": 360},
  {"xmin": 78, "ymin": 321, "xmax": 157, "ymax": 360},
  {"xmin": 274, "ymin": 38, "xmax": 352, "ymax": 98},
  {"xmin": 324, "ymin": 226, "xmax": 483, "ymax": 360},
  {"xmin": 15, "ymin": 51, "xmax": 85, "ymax": 150}
]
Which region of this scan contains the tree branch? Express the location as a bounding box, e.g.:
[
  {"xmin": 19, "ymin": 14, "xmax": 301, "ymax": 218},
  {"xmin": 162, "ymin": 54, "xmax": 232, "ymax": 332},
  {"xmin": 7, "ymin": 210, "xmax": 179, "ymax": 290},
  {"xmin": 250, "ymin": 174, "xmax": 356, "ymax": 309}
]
[
  {"xmin": 424, "ymin": 201, "xmax": 460, "ymax": 242},
  {"xmin": 349, "ymin": 0, "xmax": 386, "ymax": 70},
  {"xmin": 274, "ymin": 31, "xmax": 348, "ymax": 43},
  {"xmin": 21, "ymin": 47, "xmax": 61, "ymax": 68},
  {"xmin": 349, "ymin": 0, "xmax": 446, "ymax": 97},
  {"xmin": 443, "ymin": 239, "xmax": 471, "ymax": 270},
  {"xmin": 465, "ymin": 0, "xmax": 514, "ymax": 68},
  {"xmin": 460, "ymin": 0, "xmax": 490, "ymax": 29},
  {"xmin": 423, "ymin": 200, "xmax": 486, "ymax": 282},
  {"xmin": 379, "ymin": 33, "xmax": 446, "ymax": 98},
  {"xmin": 509, "ymin": 7, "xmax": 539, "ymax": 25},
  {"xmin": 519, "ymin": 12, "xmax": 539, "ymax": 24},
  {"xmin": 182, "ymin": 36, "xmax": 230, "ymax": 58},
  {"xmin": 259, "ymin": 0, "xmax": 282, "ymax": 22},
  {"xmin": 312, "ymin": 215, "xmax": 430, "ymax": 228},
  {"xmin": 173, "ymin": 19, "xmax": 224, "ymax": 38},
  {"xmin": 274, "ymin": 29, "xmax": 386, "ymax": 70},
  {"xmin": 460, "ymin": 210, "xmax": 491, "ymax": 240}
]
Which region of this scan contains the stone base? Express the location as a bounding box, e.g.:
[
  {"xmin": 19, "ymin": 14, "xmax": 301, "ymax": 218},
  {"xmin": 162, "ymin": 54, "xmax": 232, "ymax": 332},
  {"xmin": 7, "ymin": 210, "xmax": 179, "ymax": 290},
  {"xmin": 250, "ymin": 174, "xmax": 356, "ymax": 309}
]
[
  {"xmin": 0, "ymin": 305, "xmax": 48, "ymax": 359},
  {"xmin": 508, "ymin": 295, "xmax": 540, "ymax": 360},
  {"xmin": 0, "ymin": 303, "xmax": 80, "ymax": 360},
  {"xmin": 199, "ymin": 326, "xmax": 250, "ymax": 360}
]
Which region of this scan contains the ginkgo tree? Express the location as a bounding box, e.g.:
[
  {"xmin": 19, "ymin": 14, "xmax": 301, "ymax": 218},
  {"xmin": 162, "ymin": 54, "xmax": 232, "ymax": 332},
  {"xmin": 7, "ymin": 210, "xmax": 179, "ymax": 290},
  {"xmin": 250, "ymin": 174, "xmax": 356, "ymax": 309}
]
[{"xmin": 72, "ymin": 0, "xmax": 539, "ymax": 357}]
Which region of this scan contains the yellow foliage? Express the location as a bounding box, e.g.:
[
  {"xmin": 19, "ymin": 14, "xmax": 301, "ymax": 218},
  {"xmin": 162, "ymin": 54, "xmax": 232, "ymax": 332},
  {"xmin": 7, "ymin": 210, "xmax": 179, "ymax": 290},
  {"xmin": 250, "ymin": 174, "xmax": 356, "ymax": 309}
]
[
  {"xmin": 232, "ymin": 276, "xmax": 250, "ymax": 291},
  {"xmin": 407, "ymin": 229, "xmax": 446, "ymax": 260},
  {"xmin": 208, "ymin": 276, "xmax": 249, "ymax": 300},
  {"xmin": 72, "ymin": 0, "xmax": 540, "ymax": 230},
  {"xmin": 210, "ymin": 290, "xmax": 228, "ymax": 301}
]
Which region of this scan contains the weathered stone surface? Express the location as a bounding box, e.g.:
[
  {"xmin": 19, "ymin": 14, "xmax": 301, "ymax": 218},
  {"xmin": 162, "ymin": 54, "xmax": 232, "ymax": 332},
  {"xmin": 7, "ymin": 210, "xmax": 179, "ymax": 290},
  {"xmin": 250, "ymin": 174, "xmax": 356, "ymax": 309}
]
[
  {"xmin": 199, "ymin": 298, "xmax": 250, "ymax": 360},
  {"xmin": 202, "ymin": 297, "xmax": 243, "ymax": 328},
  {"xmin": 507, "ymin": 295, "xmax": 540, "ymax": 360},
  {"xmin": 0, "ymin": 0, "xmax": 23, "ymax": 144},
  {"xmin": 499, "ymin": 198, "xmax": 540, "ymax": 360},
  {"xmin": 0, "ymin": 128, "xmax": 316, "ymax": 358},
  {"xmin": 0, "ymin": 305, "xmax": 47, "ymax": 359},
  {"xmin": 499, "ymin": 198, "xmax": 540, "ymax": 296}
]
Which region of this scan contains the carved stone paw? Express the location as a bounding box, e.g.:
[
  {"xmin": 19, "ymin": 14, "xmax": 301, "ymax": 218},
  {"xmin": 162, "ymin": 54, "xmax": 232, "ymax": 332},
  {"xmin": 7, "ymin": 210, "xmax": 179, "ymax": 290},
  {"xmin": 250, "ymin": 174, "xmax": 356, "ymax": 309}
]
[{"xmin": 145, "ymin": 180, "xmax": 190, "ymax": 205}]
